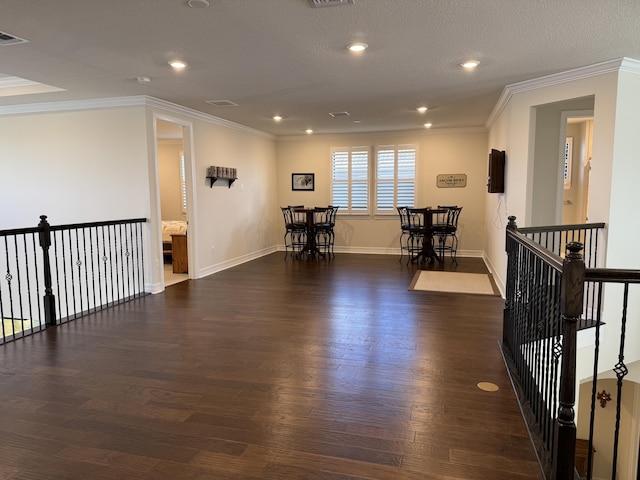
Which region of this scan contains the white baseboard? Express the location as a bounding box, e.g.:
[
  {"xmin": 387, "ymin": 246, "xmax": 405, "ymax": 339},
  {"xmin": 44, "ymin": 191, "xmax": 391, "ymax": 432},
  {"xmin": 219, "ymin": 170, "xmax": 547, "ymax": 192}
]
[
  {"xmin": 483, "ymin": 253, "xmax": 505, "ymax": 297},
  {"xmin": 197, "ymin": 246, "xmax": 277, "ymax": 279}
]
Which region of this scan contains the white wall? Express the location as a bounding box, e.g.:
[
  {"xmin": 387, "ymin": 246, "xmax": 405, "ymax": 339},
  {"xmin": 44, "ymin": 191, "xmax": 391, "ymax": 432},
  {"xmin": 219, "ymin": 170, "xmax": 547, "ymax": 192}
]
[
  {"xmin": 0, "ymin": 106, "xmax": 150, "ymax": 228},
  {"xmin": 276, "ymin": 129, "xmax": 488, "ymax": 255}
]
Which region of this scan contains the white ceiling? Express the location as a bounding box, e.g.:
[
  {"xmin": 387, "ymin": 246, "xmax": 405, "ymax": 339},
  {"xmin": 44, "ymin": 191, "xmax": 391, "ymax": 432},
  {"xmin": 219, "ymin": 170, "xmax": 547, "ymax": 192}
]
[{"xmin": 1, "ymin": 0, "xmax": 639, "ymax": 137}]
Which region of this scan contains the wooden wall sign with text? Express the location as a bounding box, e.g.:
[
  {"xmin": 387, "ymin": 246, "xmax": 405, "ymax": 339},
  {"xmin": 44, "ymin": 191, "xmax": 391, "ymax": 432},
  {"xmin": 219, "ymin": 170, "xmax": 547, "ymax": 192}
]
[{"xmin": 436, "ymin": 174, "xmax": 467, "ymax": 188}]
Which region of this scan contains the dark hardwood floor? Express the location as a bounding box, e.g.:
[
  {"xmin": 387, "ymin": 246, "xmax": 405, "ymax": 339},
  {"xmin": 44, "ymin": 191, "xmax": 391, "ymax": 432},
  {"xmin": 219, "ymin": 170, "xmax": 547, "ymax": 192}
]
[{"xmin": 0, "ymin": 253, "xmax": 543, "ymax": 480}]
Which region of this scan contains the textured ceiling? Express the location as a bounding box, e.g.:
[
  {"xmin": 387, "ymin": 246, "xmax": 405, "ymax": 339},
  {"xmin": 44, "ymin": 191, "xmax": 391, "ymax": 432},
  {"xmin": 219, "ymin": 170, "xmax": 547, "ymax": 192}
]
[{"xmin": 1, "ymin": 0, "xmax": 639, "ymax": 136}]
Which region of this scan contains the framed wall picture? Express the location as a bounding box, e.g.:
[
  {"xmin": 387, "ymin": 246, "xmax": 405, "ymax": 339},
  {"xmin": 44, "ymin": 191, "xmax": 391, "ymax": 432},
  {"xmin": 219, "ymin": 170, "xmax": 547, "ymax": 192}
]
[{"xmin": 292, "ymin": 173, "xmax": 315, "ymax": 191}]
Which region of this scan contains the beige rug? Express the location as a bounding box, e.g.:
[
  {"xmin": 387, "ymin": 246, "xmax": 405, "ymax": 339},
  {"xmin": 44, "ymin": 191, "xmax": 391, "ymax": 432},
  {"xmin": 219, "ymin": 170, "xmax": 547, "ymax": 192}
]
[{"xmin": 409, "ymin": 271, "xmax": 498, "ymax": 295}]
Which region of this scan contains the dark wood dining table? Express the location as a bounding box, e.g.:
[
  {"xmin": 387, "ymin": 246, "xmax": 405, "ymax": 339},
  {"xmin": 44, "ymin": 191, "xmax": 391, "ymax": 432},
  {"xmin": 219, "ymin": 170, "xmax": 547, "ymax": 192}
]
[
  {"xmin": 407, "ymin": 207, "xmax": 447, "ymax": 263},
  {"xmin": 293, "ymin": 207, "xmax": 325, "ymax": 259}
]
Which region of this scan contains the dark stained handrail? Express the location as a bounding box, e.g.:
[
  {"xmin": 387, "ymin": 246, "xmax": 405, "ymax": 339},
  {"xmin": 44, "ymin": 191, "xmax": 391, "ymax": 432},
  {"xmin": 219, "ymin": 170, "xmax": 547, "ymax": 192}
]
[
  {"xmin": 517, "ymin": 222, "xmax": 606, "ymax": 234},
  {"xmin": 585, "ymin": 268, "xmax": 640, "ymax": 283}
]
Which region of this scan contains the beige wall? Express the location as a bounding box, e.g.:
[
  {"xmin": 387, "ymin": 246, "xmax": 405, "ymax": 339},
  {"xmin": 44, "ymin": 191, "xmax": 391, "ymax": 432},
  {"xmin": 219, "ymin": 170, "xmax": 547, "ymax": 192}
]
[
  {"xmin": 577, "ymin": 379, "xmax": 639, "ymax": 480},
  {"xmin": 562, "ymin": 122, "xmax": 588, "ymax": 225},
  {"xmin": 276, "ymin": 129, "xmax": 488, "ymax": 255},
  {"xmin": 158, "ymin": 140, "xmax": 185, "ymax": 221},
  {"xmin": 147, "ymin": 106, "xmax": 279, "ymax": 288}
]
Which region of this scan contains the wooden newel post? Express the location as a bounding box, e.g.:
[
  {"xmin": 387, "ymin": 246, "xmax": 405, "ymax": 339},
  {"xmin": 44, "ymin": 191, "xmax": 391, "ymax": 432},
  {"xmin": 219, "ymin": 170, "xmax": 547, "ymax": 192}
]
[
  {"xmin": 38, "ymin": 215, "xmax": 57, "ymax": 327},
  {"xmin": 552, "ymin": 241, "xmax": 585, "ymax": 480}
]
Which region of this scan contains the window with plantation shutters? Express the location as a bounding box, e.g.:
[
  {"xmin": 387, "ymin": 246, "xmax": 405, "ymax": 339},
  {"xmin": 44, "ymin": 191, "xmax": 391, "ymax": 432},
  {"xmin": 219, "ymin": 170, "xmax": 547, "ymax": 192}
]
[
  {"xmin": 375, "ymin": 145, "xmax": 416, "ymax": 213},
  {"xmin": 331, "ymin": 147, "xmax": 369, "ymax": 214}
]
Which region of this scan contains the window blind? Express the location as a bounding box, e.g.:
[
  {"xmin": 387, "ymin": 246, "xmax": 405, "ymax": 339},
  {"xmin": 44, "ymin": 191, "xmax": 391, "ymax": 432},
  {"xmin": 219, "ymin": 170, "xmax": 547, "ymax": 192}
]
[
  {"xmin": 331, "ymin": 147, "xmax": 369, "ymax": 214},
  {"xmin": 375, "ymin": 145, "xmax": 416, "ymax": 213}
]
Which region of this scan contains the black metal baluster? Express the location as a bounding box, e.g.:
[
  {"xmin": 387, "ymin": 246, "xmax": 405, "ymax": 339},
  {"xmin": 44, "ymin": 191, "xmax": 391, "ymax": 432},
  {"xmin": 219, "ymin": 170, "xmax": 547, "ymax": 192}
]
[
  {"xmin": 22, "ymin": 233, "xmax": 35, "ymax": 333},
  {"xmin": 52, "ymin": 230, "xmax": 62, "ymax": 325},
  {"xmin": 611, "ymin": 283, "xmax": 630, "ymax": 480},
  {"xmin": 61, "ymin": 229, "xmax": 71, "ymax": 321},
  {"xmin": 89, "ymin": 226, "xmax": 97, "ymax": 312},
  {"xmin": 1, "ymin": 236, "xmax": 9, "ymax": 341},
  {"xmin": 124, "ymin": 223, "xmax": 131, "ymax": 299},
  {"xmin": 107, "ymin": 224, "xmax": 115, "ymax": 305},
  {"xmin": 81, "ymin": 227, "xmax": 89, "ymax": 315},
  {"xmin": 586, "ymin": 282, "xmax": 603, "ymax": 480},
  {"xmin": 98, "ymin": 225, "xmax": 106, "ymax": 309}
]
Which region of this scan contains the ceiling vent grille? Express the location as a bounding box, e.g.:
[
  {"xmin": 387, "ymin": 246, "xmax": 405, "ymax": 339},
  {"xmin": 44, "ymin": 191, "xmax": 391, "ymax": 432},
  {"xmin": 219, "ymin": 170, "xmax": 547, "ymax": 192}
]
[
  {"xmin": 0, "ymin": 31, "xmax": 28, "ymax": 46},
  {"xmin": 307, "ymin": 0, "xmax": 353, "ymax": 7},
  {"xmin": 206, "ymin": 100, "xmax": 239, "ymax": 107},
  {"xmin": 329, "ymin": 111, "xmax": 350, "ymax": 117}
]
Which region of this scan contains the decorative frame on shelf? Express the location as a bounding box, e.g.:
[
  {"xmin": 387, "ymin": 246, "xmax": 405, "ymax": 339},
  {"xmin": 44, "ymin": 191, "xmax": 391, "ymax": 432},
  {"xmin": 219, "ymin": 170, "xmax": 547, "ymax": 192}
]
[
  {"xmin": 206, "ymin": 165, "xmax": 237, "ymax": 188},
  {"xmin": 292, "ymin": 173, "xmax": 315, "ymax": 191}
]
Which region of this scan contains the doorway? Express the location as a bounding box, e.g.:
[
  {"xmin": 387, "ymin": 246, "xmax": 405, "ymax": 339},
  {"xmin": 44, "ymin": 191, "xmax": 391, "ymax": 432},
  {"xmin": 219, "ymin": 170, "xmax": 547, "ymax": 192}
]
[
  {"xmin": 560, "ymin": 110, "xmax": 594, "ymax": 225},
  {"xmin": 156, "ymin": 119, "xmax": 190, "ymax": 287}
]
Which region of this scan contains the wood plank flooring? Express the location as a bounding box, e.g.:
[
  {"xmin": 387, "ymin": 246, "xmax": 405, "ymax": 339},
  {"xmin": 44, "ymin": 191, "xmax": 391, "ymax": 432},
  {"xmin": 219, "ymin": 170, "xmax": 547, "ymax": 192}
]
[{"xmin": 0, "ymin": 253, "xmax": 543, "ymax": 480}]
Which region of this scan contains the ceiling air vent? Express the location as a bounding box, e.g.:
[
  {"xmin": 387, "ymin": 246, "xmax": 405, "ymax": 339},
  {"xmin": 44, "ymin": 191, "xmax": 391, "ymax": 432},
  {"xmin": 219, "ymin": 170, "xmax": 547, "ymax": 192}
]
[
  {"xmin": 206, "ymin": 100, "xmax": 238, "ymax": 107},
  {"xmin": 307, "ymin": 0, "xmax": 353, "ymax": 7},
  {"xmin": 0, "ymin": 31, "xmax": 29, "ymax": 46},
  {"xmin": 329, "ymin": 111, "xmax": 350, "ymax": 117}
]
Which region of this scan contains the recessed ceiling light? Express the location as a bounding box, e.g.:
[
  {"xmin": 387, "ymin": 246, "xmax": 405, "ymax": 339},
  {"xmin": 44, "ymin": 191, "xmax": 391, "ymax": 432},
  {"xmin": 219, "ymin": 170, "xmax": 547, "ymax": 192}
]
[
  {"xmin": 169, "ymin": 60, "xmax": 187, "ymax": 70},
  {"xmin": 136, "ymin": 76, "xmax": 151, "ymax": 84},
  {"xmin": 348, "ymin": 42, "xmax": 368, "ymax": 53},
  {"xmin": 461, "ymin": 60, "xmax": 479, "ymax": 69},
  {"xmin": 424, "ymin": 123, "xmax": 433, "ymax": 128},
  {"xmin": 187, "ymin": 0, "xmax": 210, "ymax": 7},
  {"xmin": 305, "ymin": 129, "xmax": 314, "ymax": 134},
  {"xmin": 273, "ymin": 115, "xmax": 283, "ymax": 121},
  {"xmin": 417, "ymin": 106, "xmax": 428, "ymax": 113}
]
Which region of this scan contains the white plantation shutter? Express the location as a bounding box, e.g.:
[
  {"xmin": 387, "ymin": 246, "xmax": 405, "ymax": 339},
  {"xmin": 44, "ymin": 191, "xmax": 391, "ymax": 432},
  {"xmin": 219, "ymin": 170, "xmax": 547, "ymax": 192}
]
[
  {"xmin": 375, "ymin": 145, "xmax": 416, "ymax": 213},
  {"xmin": 180, "ymin": 153, "xmax": 187, "ymax": 213},
  {"xmin": 331, "ymin": 147, "xmax": 369, "ymax": 214},
  {"xmin": 397, "ymin": 147, "xmax": 416, "ymax": 206}
]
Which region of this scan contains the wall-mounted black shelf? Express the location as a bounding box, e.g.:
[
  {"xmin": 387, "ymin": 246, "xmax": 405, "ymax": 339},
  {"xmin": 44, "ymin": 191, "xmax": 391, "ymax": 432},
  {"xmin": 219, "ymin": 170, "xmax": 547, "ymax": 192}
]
[{"xmin": 207, "ymin": 176, "xmax": 237, "ymax": 188}]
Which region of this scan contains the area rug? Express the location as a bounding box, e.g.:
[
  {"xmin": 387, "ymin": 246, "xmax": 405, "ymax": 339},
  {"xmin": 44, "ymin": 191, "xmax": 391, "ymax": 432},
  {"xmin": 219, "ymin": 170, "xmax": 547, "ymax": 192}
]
[{"xmin": 408, "ymin": 271, "xmax": 499, "ymax": 295}]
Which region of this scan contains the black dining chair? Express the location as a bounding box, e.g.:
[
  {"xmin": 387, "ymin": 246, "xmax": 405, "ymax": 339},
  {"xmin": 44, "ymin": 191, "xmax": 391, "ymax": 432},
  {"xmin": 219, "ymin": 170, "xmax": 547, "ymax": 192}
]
[
  {"xmin": 432, "ymin": 205, "xmax": 462, "ymax": 263},
  {"xmin": 405, "ymin": 207, "xmax": 430, "ymax": 264},
  {"xmin": 314, "ymin": 205, "xmax": 339, "ymax": 258},
  {"xmin": 281, "ymin": 206, "xmax": 307, "ymax": 258},
  {"xmin": 397, "ymin": 206, "xmax": 412, "ymax": 262}
]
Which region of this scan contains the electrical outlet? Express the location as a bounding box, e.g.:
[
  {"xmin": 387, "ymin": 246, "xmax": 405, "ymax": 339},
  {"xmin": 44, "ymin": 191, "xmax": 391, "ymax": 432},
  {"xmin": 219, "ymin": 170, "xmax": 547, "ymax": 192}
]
[{"xmin": 211, "ymin": 246, "xmax": 215, "ymax": 255}]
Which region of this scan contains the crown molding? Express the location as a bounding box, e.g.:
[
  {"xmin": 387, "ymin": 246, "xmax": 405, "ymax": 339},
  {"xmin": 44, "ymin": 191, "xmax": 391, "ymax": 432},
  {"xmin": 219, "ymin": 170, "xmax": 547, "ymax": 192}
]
[
  {"xmin": 485, "ymin": 57, "xmax": 638, "ymax": 129},
  {"xmin": 277, "ymin": 126, "xmax": 486, "ymax": 142},
  {"xmin": 0, "ymin": 96, "xmax": 147, "ymax": 116},
  {"xmin": 0, "ymin": 95, "xmax": 275, "ymax": 139}
]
